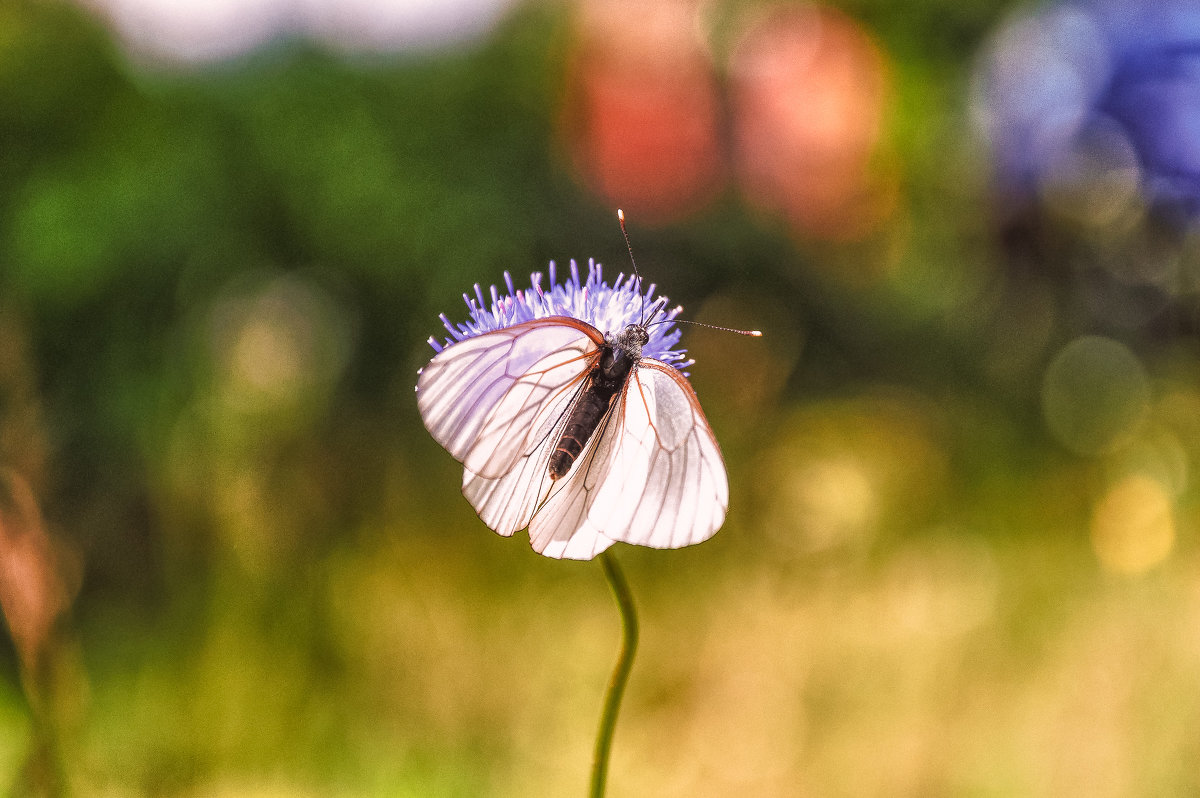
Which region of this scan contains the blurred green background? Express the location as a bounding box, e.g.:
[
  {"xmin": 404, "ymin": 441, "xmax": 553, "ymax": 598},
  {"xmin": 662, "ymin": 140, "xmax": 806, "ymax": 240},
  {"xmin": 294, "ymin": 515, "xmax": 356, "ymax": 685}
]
[{"xmin": 2, "ymin": 0, "xmax": 1200, "ymax": 795}]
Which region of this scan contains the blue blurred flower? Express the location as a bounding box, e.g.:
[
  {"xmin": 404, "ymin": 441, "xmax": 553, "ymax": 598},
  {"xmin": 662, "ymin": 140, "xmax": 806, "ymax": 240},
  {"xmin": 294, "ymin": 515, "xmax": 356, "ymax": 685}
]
[
  {"xmin": 974, "ymin": 0, "xmax": 1200, "ymax": 223},
  {"xmin": 428, "ymin": 258, "xmax": 692, "ymax": 370}
]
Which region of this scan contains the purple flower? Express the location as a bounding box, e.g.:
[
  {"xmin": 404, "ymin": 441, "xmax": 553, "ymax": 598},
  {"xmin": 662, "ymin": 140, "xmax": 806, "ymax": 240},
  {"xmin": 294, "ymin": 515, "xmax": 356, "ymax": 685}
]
[
  {"xmin": 973, "ymin": 0, "xmax": 1200, "ymax": 223},
  {"xmin": 427, "ymin": 258, "xmax": 693, "ymax": 370}
]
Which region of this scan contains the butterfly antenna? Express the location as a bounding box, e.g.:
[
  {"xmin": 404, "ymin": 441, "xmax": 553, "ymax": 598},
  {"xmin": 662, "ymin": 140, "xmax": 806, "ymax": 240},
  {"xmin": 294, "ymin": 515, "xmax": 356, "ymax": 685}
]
[
  {"xmin": 617, "ymin": 209, "xmax": 646, "ymax": 325},
  {"xmin": 650, "ymin": 318, "xmax": 763, "ymax": 337},
  {"xmin": 619, "ymin": 209, "xmax": 763, "ymax": 339}
]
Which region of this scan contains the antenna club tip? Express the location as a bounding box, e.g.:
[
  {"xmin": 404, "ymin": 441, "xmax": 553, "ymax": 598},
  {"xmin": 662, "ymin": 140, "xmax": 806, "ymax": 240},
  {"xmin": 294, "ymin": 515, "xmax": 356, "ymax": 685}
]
[
  {"xmin": 748, "ymin": 330, "xmax": 763, "ymax": 337},
  {"xmin": 617, "ymin": 208, "xmax": 624, "ymax": 221}
]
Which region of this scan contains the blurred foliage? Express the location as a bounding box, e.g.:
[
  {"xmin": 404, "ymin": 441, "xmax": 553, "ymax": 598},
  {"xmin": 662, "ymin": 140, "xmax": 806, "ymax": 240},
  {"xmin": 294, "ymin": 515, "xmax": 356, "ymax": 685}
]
[{"xmin": 1, "ymin": 0, "xmax": 1200, "ymax": 796}]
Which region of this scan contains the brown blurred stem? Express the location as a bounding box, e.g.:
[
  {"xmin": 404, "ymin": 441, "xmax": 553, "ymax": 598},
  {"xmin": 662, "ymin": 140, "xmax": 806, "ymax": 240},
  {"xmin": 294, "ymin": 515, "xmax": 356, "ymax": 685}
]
[{"xmin": 590, "ymin": 551, "xmax": 638, "ymax": 798}]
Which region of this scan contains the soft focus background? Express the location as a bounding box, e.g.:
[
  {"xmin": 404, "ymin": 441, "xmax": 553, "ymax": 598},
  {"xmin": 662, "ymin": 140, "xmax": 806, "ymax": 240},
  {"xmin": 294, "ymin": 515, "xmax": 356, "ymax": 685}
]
[{"xmin": 2, "ymin": 0, "xmax": 1200, "ymax": 795}]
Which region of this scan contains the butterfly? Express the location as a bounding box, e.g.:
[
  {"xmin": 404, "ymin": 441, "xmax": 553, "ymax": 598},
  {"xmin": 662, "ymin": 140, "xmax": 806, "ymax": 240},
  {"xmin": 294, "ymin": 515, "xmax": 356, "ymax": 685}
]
[{"xmin": 416, "ymin": 214, "xmax": 758, "ymax": 559}]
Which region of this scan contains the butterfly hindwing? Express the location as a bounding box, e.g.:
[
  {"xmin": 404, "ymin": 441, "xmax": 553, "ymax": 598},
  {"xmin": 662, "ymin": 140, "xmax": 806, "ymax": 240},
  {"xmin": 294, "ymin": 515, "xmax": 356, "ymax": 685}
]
[
  {"xmin": 527, "ymin": 359, "xmax": 727, "ymax": 558},
  {"xmin": 527, "ymin": 408, "xmax": 621, "ymax": 559},
  {"xmin": 417, "ymin": 317, "xmax": 602, "ymax": 467}
]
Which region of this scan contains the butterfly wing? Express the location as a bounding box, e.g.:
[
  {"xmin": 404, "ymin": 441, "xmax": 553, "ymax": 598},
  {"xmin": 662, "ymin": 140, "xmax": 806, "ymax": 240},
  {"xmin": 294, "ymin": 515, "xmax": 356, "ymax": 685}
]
[
  {"xmin": 528, "ymin": 359, "xmax": 728, "ymax": 558},
  {"xmin": 417, "ymin": 317, "xmax": 604, "ymax": 535}
]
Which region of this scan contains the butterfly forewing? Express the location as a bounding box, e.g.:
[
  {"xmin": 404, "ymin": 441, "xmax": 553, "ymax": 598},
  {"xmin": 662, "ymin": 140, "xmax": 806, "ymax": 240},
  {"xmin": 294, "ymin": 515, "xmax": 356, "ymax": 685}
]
[
  {"xmin": 417, "ymin": 317, "xmax": 602, "ymax": 467},
  {"xmin": 463, "ymin": 341, "xmax": 599, "ymax": 479},
  {"xmin": 418, "ymin": 317, "xmax": 607, "ymax": 538}
]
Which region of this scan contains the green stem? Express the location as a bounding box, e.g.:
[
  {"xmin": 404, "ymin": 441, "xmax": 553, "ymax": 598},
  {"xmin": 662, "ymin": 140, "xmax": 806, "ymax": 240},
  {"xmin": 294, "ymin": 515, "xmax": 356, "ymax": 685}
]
[{"xmin": 590, "ymin": 551, "xmax": 639, "ymax": 798}]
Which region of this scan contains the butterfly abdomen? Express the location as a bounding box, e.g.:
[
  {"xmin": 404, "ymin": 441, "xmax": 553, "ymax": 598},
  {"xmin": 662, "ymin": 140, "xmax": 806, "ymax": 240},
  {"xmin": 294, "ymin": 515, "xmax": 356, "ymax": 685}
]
[{"xmin": 548, "ymin": 342, "xmax": 636, "ymax": 480}]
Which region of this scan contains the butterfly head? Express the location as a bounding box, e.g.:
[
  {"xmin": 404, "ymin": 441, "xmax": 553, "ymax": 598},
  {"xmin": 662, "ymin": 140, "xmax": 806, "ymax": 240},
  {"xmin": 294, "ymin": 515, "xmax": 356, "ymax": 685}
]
[{"xmin": 609, "ymin": 323, "xmax": 650, "ymax": 358}]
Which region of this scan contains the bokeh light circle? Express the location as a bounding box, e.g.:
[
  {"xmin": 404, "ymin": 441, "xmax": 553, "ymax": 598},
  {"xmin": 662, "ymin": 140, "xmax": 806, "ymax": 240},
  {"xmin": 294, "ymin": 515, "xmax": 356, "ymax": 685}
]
[
  {"xmin": 1042, "ymin": 336, "xmax": 1150, "ymax": 455},
  {"xmin": 1090, "ymin": 474, "xmax": 1174, "ymax": 575}
]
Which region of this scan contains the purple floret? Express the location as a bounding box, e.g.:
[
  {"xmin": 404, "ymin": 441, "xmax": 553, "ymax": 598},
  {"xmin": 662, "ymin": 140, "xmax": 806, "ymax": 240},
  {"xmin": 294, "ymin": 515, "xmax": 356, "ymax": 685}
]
[{"xmin": 427, "ymin": 259, "xmax": 694, "ymax": 371}]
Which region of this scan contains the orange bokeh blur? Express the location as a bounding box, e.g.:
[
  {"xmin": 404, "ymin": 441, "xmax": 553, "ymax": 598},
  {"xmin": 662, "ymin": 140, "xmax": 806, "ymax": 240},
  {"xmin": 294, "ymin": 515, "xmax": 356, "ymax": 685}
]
[
  {"xmin": 562, "ymin": 2, "xmax": 895, "ymax": 239},
  {"xmin": 0, "ymin": 470, "xmax": 75, "ymax": 681},
  {"xmin": 730, "ymin": 5, "xmax": 893, "ymax": 239},
  {"xmin": 560, "ymin": 0, "xmax": 725, "ymax": 223}
]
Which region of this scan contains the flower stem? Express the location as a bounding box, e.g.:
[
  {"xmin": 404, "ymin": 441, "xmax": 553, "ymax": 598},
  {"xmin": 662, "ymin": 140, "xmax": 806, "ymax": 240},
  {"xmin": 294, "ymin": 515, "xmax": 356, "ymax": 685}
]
[{"xmin": 590, "ymin": 551, "xmax": 639, "ymax": 798}]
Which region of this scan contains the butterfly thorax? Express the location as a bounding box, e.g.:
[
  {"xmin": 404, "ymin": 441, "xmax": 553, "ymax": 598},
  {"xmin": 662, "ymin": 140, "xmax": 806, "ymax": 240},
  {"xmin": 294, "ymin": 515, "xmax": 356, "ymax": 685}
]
[
  {"xmin": 547, "ymin": 324, "xmax": 648, "ymax": 480},
  {"xmin": 599, "ymin": 323, "xmax": 647, "ymax": 379}
]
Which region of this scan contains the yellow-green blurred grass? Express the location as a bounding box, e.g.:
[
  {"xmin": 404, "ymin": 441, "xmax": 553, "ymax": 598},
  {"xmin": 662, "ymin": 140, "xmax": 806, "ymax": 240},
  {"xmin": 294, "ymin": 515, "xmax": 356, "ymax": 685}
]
[{"xmin": 15, "ymin": 524, "xmax": 1194, "ymax": 797}]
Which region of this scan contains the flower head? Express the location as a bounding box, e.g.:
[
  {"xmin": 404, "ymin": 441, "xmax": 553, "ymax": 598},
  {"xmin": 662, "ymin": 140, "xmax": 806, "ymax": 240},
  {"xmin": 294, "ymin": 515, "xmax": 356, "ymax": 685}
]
[{"xmin": 428, "ymin": 258, "xmax": 693, "ymax": 371}]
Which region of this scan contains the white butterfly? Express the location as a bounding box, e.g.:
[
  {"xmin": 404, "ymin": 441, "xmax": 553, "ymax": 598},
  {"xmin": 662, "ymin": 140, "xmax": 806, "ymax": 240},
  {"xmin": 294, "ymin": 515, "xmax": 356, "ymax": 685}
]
[{"xmin": 416, "ymin": 255, "xmax": 748, "ymax": 560}]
